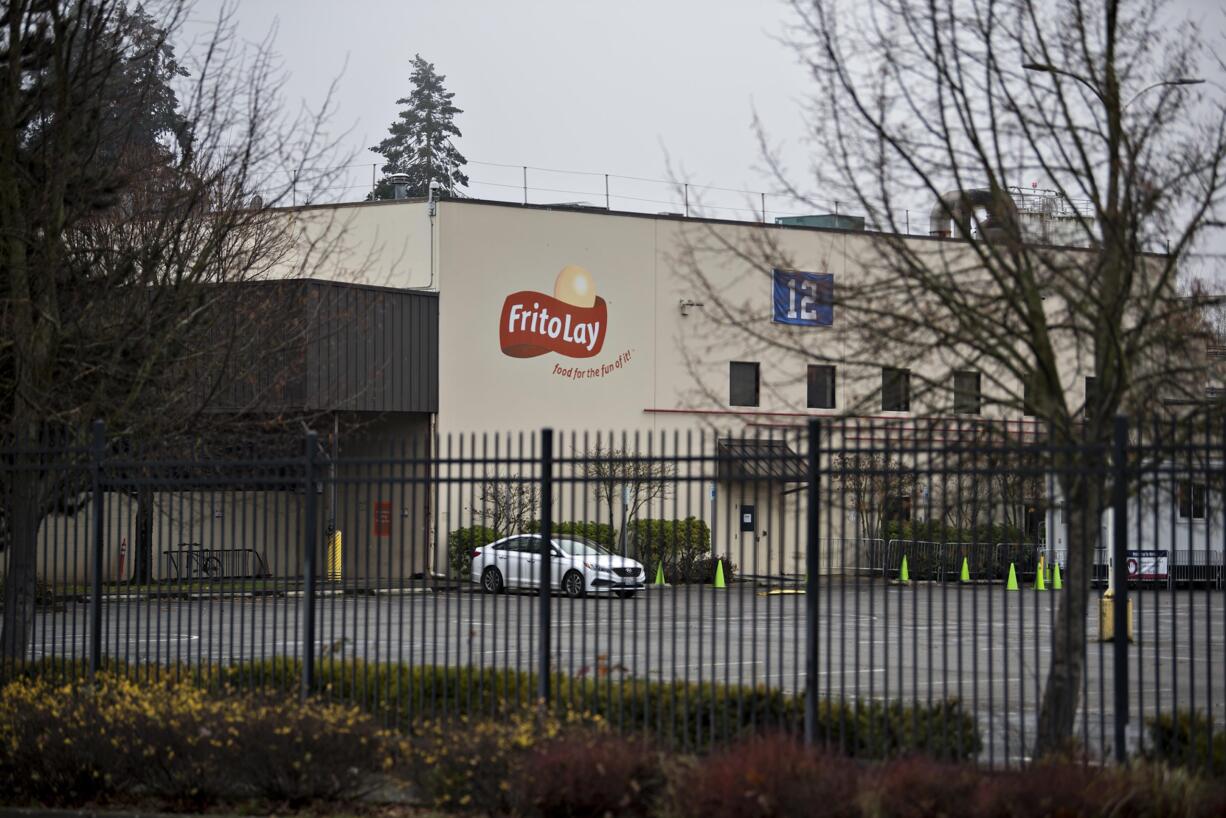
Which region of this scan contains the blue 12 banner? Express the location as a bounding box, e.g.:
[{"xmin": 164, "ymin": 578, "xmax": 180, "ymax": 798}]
[{"xmin": 772, "ymin": 269, "xmax": 834, "ymax": 326}]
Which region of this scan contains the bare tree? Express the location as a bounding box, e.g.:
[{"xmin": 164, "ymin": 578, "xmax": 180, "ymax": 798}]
[
  {"xmin": 476, "ymin": 477, "xmax": 540, "ymax": 539},
  {"xmin": 677, "ymin": 0, "xmax": 1226, "ymax": 755},
  {"xmin": 581, "ymin": 443, "xmax": 674, "ymax": 550},
  {"xmin": 831, "ymin": 451, "xmax": 915, "ymax": 542},
  {"xmin": 0, "ymin": 0, "xmax": 350, "ymax": 660}
]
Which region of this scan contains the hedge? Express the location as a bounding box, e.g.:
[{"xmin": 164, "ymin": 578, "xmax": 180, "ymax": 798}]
[
  {"xmin": 1146, "ymin": 711, "xmax": 1226, "ymax": 771},
  {"xmin": 526, "ymin": 520, "xmax": 618, "ymax": 549},
  {"xmin": 630, "ymin": 517, "xmax": 712, "ymax": 583},
  {"xmin": 10, "ymin": 658, "xmax": 981, "ymax": 761},
  {"xmin": 446, "ymin": 525, "xmax": 497, "ymax": 578}
]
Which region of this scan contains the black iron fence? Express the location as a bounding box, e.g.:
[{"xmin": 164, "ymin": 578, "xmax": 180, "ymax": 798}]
[{"xmin": 0, "ymin": 418, "xmax": 1223, "ymax": 769}]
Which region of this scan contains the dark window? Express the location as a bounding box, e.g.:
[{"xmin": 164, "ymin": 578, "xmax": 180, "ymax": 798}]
[
  {"xmin": 729, "ymin": 361, "xmax": 760, "ymax": 407},
  {"xmin": 882, "ymin": 367, "xmax": 911, "ymax": 412},
  {"xmin": 1178, "ymin": 481, "xmax": 1207, "ymax": 520},
  {"xmin": 954, "ymin": 370, "xmax": 981, "ymax": 415},
  {"xmin": 807, "ymin": 365, "xmax": 836, "ymax": 409},
  {"xmin": 1085, "ymin": 376, "xmax": 1098, "ymax": 411},
  {"xmin": 883, "ymin": 495, "xmax": 912, "ymax": 522}
]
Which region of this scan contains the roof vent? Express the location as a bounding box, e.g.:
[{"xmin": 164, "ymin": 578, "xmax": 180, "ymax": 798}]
[{"xmin": 389, "ymin": 173, "xmax": 412, "ymax": 200}]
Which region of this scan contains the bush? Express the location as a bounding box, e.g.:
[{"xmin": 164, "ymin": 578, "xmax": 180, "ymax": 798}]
[
  {"xmin": 0, "ymin": 674, "xmax": 398, "ymax": 808},
  {"xmin": 1145, "ymin": 711, "xmax": 1226, "ymax": 771},
  {"xmin": 447, "ymin": 524, "xmax": 497, "ymax": 579},
  {"xmin": 860, "ymin": 755, "xmax": 982, "ymax": 818},
  {"xmin": 631, "ymin": 517, "xmax": 712, "ymax": 583},
  {"xmin": 669, "ymin": 734, "xmax": 860, "ymax": 818},
  {"xmin": 509, "ymin": 727, "xmax": 663, "ymax": 817},
  {"xmin": 527, "ymin": 520, "xmax": 618, "ymax": 549},
  {"xmin": 10, "ymin": 659, "xmax": 983, "ymax": 762}
]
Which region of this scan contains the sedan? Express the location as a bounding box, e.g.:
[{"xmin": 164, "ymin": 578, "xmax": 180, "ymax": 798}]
[{"xmin": 470, "ymin": 534, "xmax": 645, "ymax": 598}]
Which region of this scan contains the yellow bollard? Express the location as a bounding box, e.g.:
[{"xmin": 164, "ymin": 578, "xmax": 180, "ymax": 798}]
[
  {"xmin": 1098, "ymin": 590, "xmax": 1134, "ymax": 642},
  {"xmin": 326, "ymin": 529, "xmax": 343, "ymax": 582}
]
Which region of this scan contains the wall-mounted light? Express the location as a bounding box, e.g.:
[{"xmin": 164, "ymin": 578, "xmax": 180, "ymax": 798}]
[{"xmin": 679, "ymin": 299, "xmax": 705, "ymax": 317}]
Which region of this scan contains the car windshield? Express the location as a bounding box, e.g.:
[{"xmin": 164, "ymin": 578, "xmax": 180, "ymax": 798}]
[{"xmin": 556, "ymin": 537, "xmax": 614, "ymax": 557}]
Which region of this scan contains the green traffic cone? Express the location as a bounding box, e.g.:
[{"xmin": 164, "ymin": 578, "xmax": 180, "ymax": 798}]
[
  {"xmin": 1006, "ymin": 563, "xmax": 1019, "ymax": 591},
  {"xmin": 654, "ymin": 562, "xmax": 666, "ymax": 585},
  {"xmin": 713, "ymin": 559, "xmax": 726, "ymax": 589},
  {"xmin": 900, "ymin": 555, "xmax": 910, "ymax": 583},
  {"xmin": 960, "ymin": 556, "xmax": 970, "ymax": 583},
  {"xmin": 1035, "ymin": 557, "xmax": 1047, "ymax": 591},
  {"xmin": 1052, "ymin": 562, "xmax": 1063, "ymax": 590}
]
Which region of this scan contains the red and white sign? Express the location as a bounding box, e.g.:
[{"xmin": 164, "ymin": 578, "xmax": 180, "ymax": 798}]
[
  {"xmin": 372, "ymin": 501, "xmax": 392, "ymax": 538},
  {"xmin": 499, "ymin": 265, "xmax": 607, "ymax": 359}
]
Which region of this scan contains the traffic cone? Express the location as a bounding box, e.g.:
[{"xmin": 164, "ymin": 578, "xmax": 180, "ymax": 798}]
[
  {"xmin": 960, "ymin": 556, "xmax": 970, "ymax": 583},
  {"xmin": 900, "ymin": 555, "xmax": 910, "ymax": 584},
  {"xmin": 654, "ymin": 562, "xmax": 666, "ymax": 586},
  {"xmin": 1006, "ymin": 563, "xmax": 1019, "ymax": 591},
  {"xmin": 713, "ymin": 559, "xmax": 726, "ymax": 589},
  {"xmin": 1052, "ymin": 562, "xmax": 1063, "ymax": 590},
  {"xmin": 1035, "ymin": 556, "xmax": 1047, "ymax": 591}
]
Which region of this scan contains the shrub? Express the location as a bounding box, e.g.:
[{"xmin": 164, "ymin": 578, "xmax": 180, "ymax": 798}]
[
  {"xmin": 0, "ymin": 674, "xmax": 398, "ymax": 808},
  {"xmin": 509, "ymin": 728, "xmax": 663, "ymax": 817},
  {"xmin": 669, "ymin": 734, "xmax": 860, "ymax": 818},
  {"xmin": 630, "ymin": 517, "xmax": 711, "ymax": 583},
  {"xmin": 860, "ymin": 755, "xmax": 982, "ymax": 818},
  {"xmin": 813, "ymin": 697, "xmax": 981, "ymax": 761},
  {"xmin": 1144, "ymin": 711, "xmax": 1226, "ymax": 771},
  {"xmin": 447, "ymin": 524, "xmax": 497, "ymax": 579},
  {"xmin": 527, "ymin": 520, "xmax": 618, "ymax": 549},
  {"xmin": 972, "ymin": 763, "xmax": 1110, "ymax": 818}
]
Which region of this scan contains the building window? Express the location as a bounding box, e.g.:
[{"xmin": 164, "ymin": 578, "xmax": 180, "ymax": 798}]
[
  {"xmin": 729, "ymin": 361, "xmax": 760, "ymax": 407},
  {"xmin": 807, "ymin": 365, "xmax": 836, "ymax": 409},
  {"xmin": 954, "ymin": 370, "xmax": 981, "ymax": 415},
  {"xmin": 882, "ymin": 367, "xmax": 910, "ymax": 412},
  {"xmin": 1178, "ymin": 480, "xmax": 1207, "ymax": 520},
  {"xmin": 1085, "ymin": 376, "xmax": 1098, "ymax": 411},
  {"xmin": 883, "ymin": 495, "xmax": 912, "ymax": 522}
]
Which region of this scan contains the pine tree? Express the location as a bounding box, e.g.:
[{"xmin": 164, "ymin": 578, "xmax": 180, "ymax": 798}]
[{"xmin": 370, "ymin": 55, "xmax": 468, "ymax": 199}]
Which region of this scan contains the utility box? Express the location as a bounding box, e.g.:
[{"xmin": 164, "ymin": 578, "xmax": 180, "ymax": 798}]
[
  {"xmin": 1098, "ymin": 594, "xmax": 1134, "ymax": 642},
  {"xmin": 775, "ymin": 214, "xmax": 866, "ymax": 231}
]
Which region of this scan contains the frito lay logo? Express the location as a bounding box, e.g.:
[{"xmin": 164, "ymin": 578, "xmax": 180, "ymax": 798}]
[{"xmin": 499, "ymin": 265, "xmax": 607, "ymax": 358}]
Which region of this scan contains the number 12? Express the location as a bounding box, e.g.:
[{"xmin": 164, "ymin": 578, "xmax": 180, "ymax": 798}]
[{"xmin": 786, "ymin": 278, "xmax": 819, "ymax": 321}]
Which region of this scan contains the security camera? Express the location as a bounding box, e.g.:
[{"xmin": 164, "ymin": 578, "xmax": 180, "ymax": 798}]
[{"xmin": 429, "ymin": 179, "xmax": 441, "ymax": 192}]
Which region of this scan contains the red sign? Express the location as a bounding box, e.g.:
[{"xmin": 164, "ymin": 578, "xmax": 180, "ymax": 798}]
[
  {"xmin": 372, "ymin": 501, "xmax": 392, "ymax": 537},
  {"xmin": 499, "ymin": 291, "xmax": 607, "ymax": 358}
]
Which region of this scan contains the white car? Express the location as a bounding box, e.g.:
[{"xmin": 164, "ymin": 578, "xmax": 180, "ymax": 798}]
[{"xmin": 470, "ymin": 534, "xmax": 645, "ymax": 598}]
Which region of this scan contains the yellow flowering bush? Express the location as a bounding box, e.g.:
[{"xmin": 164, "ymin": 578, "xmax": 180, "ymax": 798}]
[
  {"xmin": 401, "ymin": 709, "xmax": 602, "ymax": 814},
  {"xmin": 0, "ymin": 674, "xmax": 402, "ymax": 808}
]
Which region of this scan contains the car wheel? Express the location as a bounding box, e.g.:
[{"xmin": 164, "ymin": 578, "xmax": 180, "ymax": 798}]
[
  {"xmin": 562, "ymin": 570, "xmax": 586, "ymax": 598},
  {"xmin": 481, "ymin": 566, "xmax": 504, "ymax": 594}
]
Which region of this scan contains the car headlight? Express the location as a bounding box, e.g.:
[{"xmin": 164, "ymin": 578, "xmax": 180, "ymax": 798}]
[{"xmin": 584, "ymin": 562, "xmax": 613, "ymax": 573}]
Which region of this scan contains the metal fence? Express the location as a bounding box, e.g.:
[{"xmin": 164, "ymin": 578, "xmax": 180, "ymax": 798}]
[{"xmin": 0, "ymin": 418, "xmax": 1223, "ymax": 769}]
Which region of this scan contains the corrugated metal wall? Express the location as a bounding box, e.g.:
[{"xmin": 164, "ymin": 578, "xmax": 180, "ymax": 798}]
[
  {"xmin": 216, "ymin": 280, "xmax": 438, "ymax": 415},
  {"xmin": 304, "ymin": 281, "xmax": 438, "ymax": 413}
]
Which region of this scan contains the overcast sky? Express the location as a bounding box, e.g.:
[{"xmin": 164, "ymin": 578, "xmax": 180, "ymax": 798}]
[{"xmin": 189, "ymin": 0, "xmax": 1225, "ymax": 266}]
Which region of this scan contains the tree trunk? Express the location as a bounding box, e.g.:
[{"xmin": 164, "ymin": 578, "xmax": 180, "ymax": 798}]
[
  {"xmin": 1, "ymin": 478, "xmax": 41, "ymax": 665},
  {"xmin": 135, "ymin": 482, "xmax": 154, "ymax": 583},
  {"xmin": 1033, "ymin": 473, "xmax": 1105, "ymax": 757}
]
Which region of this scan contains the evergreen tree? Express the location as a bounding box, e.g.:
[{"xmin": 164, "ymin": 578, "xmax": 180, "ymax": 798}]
[{"xmin": 370, "ymin": 55, "xmax": 468, "ymax": 199}]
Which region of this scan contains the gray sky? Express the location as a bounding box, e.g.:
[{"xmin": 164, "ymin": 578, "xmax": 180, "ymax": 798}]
[{"xmin": 190, "ymin": 0, "xmax": 1225, "ymax": 265}]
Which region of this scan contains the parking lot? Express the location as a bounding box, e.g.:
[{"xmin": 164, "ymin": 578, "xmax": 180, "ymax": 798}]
[{"xmin": 25, "ymin": 579, "xmax": 1226, "ymax": 764}]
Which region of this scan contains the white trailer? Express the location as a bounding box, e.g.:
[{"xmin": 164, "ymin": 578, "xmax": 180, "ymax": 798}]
[{"xmin": 1043, "ymin": 466, "xmax": 1225, "ymax": 586}]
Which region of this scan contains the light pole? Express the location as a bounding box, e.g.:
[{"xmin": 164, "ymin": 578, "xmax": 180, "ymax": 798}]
[{"xmin": 1022, "ymin": 62, "xmax": 1203, "ymax": 108}]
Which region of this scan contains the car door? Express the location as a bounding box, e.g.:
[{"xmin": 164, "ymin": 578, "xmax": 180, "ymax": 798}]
[
  {"xmin": 491, "ymin": 538, "xmax": 520, "ymax": 587},
  {"xmin": 502, "ymin": 537, "xmax": 533, "ymax": 587},
  {"xmin": 520, "ymin": 535, "xmax": 544, "ymax": 588}
]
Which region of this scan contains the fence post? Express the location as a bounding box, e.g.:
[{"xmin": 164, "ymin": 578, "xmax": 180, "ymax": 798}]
[
  {"xmin": 302, "ymin": 430, "xmax": 319, "ymax": 701},
  {"xmin": 538, "ymin": 428, "xmax": 554, "ymax": 704},
  {"xmin": 1111, "ymin": 415, "xmax": 1130, "ymax": 763},
  {"xmin": 89, "ymin": 420, "xmax": 106, "ymax": 679},
  {"xmin": 804, "ymin": 419, "xmax": 820, "ymax": 746}
]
